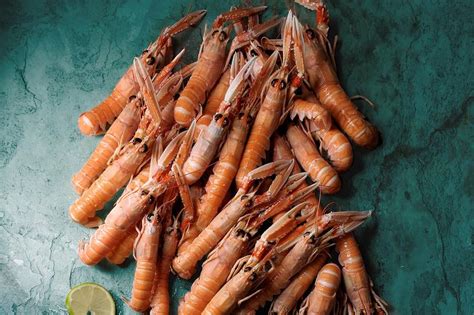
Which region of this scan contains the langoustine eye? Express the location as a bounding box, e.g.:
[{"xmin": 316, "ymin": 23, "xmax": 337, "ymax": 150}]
[
  {"xmin": 139, "ymin": 143, "xmax": 148, "ymax": 153},
  {"xmin": 218, "ymin": 31, "xmax": 228, "ymax": 41},
  {"xmin": 146, "ymin": 56, "xmax": 155, "ymax": 65},
  {"xmin": 222, "ymin": 117, "xmax": 229, "ymax": 127},
  {"xmin": 146, "ymin": 212, "xmax": 154, "ymax": 221}
]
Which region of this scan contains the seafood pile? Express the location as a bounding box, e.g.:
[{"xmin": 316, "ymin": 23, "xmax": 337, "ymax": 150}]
[{"xmin": 69, "ymin": 2, "xmax": 388, "ymax": 314}]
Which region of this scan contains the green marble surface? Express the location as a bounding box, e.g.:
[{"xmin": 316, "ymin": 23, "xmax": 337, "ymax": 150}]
[{"xmin": 0, "ymin": 0, "xmax": 473, "ymax": 314}]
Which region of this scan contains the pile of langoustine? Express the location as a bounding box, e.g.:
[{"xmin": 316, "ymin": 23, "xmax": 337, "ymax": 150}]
[{"xmin": 69, "ymin": 2, "xmax": 388, "ymax": 315}]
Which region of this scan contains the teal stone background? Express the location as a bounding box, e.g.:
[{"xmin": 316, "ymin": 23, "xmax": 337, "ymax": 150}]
[{"xmin": 0, "ymin": 0, "xmax": 472, "ymax": 314}]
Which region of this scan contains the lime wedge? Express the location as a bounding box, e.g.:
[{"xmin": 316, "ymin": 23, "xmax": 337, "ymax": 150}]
[{"xmin": 65, "ymin": 282, "xmax": 115, "ymax": 315}]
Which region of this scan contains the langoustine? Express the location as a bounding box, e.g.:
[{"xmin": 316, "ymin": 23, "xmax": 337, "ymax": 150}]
[
  {"xmin": 77, "ymin": 131, "xmax": 186, "ymax": 265},
  {"xmin": 272, "ymin": 133, "xmax": 323, "ymax": 218},
  {"xmin": 69, "ymin": 6, "xmax": 389, "ymax": 315},
  {"xmin": 77, "ymin": 10, "xmax": 205, "ymax": 135},
  {"xmin": 300, "ymin": 263, "xmax": 342, "ymax": 315},
  {"xmin": 298, "ymin": 6, "xmax": 380, "ymax": 149},
  {"xmin": 270, "ymin": 253, "xmax": 328, "ymax": 315},
  {"xmin": 336, "ymin": 233, "xmax": 389, "ymax": 315},
  {"xmin": 150, "ymin": 202, "xmax": 180, "ymax": 315},
  {"xmin": 179, "ymin": 197, "xmax": 314, "ymax": 315},
  {"xmin": 172, "ymin": 159, "xmax": 295, "ymax": 279},
  {"xmin": 174, "ymin": 6, "xmax": 267, "ymax": 126},
  {"xmin": 123, "ymin": 207, "xmax": 163, "ymax": 312},
  {"xmin": 69, "ymin": 57, "xmax": 182, "ymax": 226},
  {"xmin": 72, "ymin": 98, "xmax": 142, "ymax": 195},
  {"xmin": 286, "ymin": 123, "xmax": 340, "ymax": 194},
  {"xmin": 235, "ymin": 210, "xmax": 372, "ymax": 314},
  {"xmin": 178, "ymin": 49, "xmax": 279, "ymax": 252},
  {"xmin": 180, "ymin": 55, "xmax": 256, "ymax": 185},
  {"xmin": 194, "ymin": 15, "xmax": 280, "ymax": 134},
  {"xmin": 235, "ymin": 11, "xmax": 298, "ymax": 188}
]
